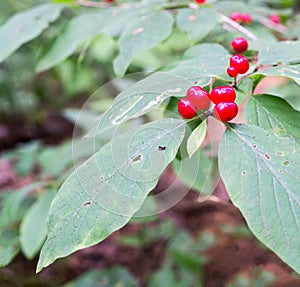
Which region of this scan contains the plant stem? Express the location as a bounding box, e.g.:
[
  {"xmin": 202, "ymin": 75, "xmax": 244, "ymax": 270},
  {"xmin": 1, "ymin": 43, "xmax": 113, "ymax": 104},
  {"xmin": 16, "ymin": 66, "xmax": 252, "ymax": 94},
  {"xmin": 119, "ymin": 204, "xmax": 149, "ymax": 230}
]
[
  {"xmin": 219, "ymin": 13, "xmax": 257, "ymax": 41},
  {"xmin": 258, "ymin": 17, "xmax": 289, "ymax": 34}
]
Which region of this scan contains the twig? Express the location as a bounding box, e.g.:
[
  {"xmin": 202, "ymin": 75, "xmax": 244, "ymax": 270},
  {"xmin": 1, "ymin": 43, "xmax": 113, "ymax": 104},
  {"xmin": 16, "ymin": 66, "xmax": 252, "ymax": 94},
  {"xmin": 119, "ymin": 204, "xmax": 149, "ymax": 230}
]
[
  {"xmin": 258, "ymin": 17, "xmax": 289, "ymax": 34},
  {"xmin": 219, "ymin": 13, "xmax": 258, "ymax": 41},
  {"xmin": 76, "ymin": 0, "xmax": 112, "ymax": 8}
]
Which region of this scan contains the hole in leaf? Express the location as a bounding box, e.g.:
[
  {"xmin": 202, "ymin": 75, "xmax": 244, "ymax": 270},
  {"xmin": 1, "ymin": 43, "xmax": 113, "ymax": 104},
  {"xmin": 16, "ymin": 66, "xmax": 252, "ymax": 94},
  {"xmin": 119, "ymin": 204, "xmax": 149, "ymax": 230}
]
[
  {"xmin": 282, "ymin": 160, "xmax": 290, "ymax": 166},
  {"xmin": 83, "ymin": 201, "xmax": 92, "ymax": 207},
  {"xmin": 158, "ymin": 146, "xmax": 166, "ymax": 151},
  {"xmin": 242, "ymin": 171, "xmax": 247, "ymax": 176},
  {"xmin": 253, "ymin": 144, "xmax": 257, "ymax": 149},
  {"xmin": 264, "ymin": 154, "xmax": 270, "ymax": 160},
  {"xmin": 132, "ymin": 154, "xmax": 142, "ymax": 163}
]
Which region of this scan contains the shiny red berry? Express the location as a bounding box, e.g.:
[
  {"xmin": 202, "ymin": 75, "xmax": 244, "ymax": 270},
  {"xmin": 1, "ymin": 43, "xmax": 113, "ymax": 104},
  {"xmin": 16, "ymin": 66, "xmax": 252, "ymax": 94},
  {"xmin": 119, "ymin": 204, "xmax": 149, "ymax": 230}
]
[
  {"xmin": 231, "ymin": 37, "xmax": 248, "ymax": 53},
  {"xmin": 178, "ymin": 98, "xmax": 197, "ymax": 119},
  {"xmin": 227, "ymin": 66, "xmax": 238, "ymax": 77},
  {"xmin": 194, "ymin": 0, "xmax": 206, "ymax": 3},
  {"xmin": 241, "ymin": 13, "xmax": 252, "ymax": 24},
  {"xmin": 230, "ymin": 54, "xmax": 249, "ymax": 74},
  {"xmin": 230, "ymin": 12, "xmax": 242, "ymax": 23},
  {"xmin": 213, "ymin": 102, "xmax": 238, "ymax": 122},
  {"xmin": 186, "ymin": 86, "xmax": 211, "ymax": 110},
  {"xmin": 269, "ymin": 14, "xmax": 281, "ymax": 24},
  {"xmin": 210, "ymin": 86, "xmax": 236, "ymax": 104}
]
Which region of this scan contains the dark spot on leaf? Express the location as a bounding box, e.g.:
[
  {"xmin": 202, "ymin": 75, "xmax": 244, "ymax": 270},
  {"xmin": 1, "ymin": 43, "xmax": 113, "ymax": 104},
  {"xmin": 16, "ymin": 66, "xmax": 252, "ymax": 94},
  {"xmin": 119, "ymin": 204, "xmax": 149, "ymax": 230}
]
[
  {"xmin": 253, "ymin": 144, "xmax": 257, "ymax": 149},
  {"xmin": 277, "ymin": 151, "xmax": 284, "ymax": 157},
  {"xmin": 242, "ymin": 171, "xmax": 247, "ymax": 176},
  {"xmin": 283, "ymin": 160, "xmax": 290, "ymax": 166},
  {"xmin": 83, "ymin": 201, "xmax": 92, "ymax": 207},
  {"xmin": 264, "ymin": 154, "xmax": 270, "ymax": 160},
  {"xmin": 279, "ymin": 170, "xmax": 283, "ymax": 174},
  {"xmin": 158, "ymin": 146, "xmax": 166, "ymax": 151},
  {"xmin": 132, "ymin": 154, "xmax": 142, "ymax": 163}
]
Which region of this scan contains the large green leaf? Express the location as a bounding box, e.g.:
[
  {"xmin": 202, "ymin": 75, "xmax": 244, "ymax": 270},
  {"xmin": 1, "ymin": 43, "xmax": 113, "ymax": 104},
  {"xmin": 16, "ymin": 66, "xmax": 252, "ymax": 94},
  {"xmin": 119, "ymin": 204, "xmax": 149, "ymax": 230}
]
[
  {"xmin": 37, "ymin": 118, "xmax": 185, "ymax": 272},
  {"xmin": 176, "ymin": 8, "xmax": 218, "ymax": 41},
  {"xmin": 20, "ymin": 190, "xmax": 56, "ymax": 259},
  {"xmin": 37, "ymin": 6, "xmax": 143, "ymax": 72},
  {"xmin": 253, "ymin": 65, "xmax": 300, "ymax": 86},
  {"xmin": 113, "ymin": 10, "xmax": 174, "ymax": 76},
  {"xmin": 245, "ymin": 94, "xmax": 300, "ymax": 141},
  {"xmin": 90, "ymin": 44, "xmax": 230, "ymax": 137},
  {"xmin": 86, "ymin": 72, "xmax": 191, "ymax": 137},
  {"xmin": 219, "ymin": 124, "xmax": 300, "ymax": 273},
  {"xmin": 258, "ymin": 41, "xmax": 300, "ymax": 65},
  {"xmin": 0, "ymin": 3, "xmax": 64, "ymax": 63},
  {"xmin": 62, "ymin": 268, "xmax": 137, "ymax": 287}
]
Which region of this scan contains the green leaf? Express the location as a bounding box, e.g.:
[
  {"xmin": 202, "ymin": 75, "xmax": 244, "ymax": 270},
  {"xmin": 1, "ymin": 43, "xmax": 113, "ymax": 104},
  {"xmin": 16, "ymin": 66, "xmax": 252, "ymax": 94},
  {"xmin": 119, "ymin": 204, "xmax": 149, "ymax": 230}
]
[
  {"xmin": 0, "ymin": 3, "xmax": 64, "ymax": 63},
  {"xmin": 219, "ymin": 124, "xmax": 300, "ymax": 273},
  {"xmin": 36, "ymin": 12, "xmax": 104, "ymax": 72},
  {"xmin": 169, "ymin": 43, "xmax": 230, "ymax": 80},
  {"xmin": 187, "ymin": 120, "xmax": 207, "ymax": 158},
  {"xmin": 86, "ymin": 72, "xmax": 191, "ymax": 137},
  {"xmin": 0, "ymin": 231, "xmax": 19, "ymax": 267},
  {"xmin": 258, "ymin": 41, "xmax": 300, "ymax": 65},
  {"xmin": 37, "ymin": 6, "xmax": 143, "ymax": 72},
  {"xmin": 62, "ymin": 268, "xmax": 137, "ymax": 287},
  {"xmin": 245, "ymin": 94, "xmax": 300, "ymax": 141},
  {"xmin": 20, "ymin": 190, "xmax": 56, "ymax": 259},
  {"xmin": 253, "ymin": 65, "xmax": 300, "ymax": 86},
  {"xmin": 90, "ymin": 44, "xmax": 230, "ymax": 137},
  {"xmin": 176, "ymin": 8, "xmax": 218, "ymax": 41},
  {"xmin": 0, "ymin": 182, "xmax": 43, "ymax": 230},
  {"xmin": 37, "ymin": 118, "xmax": 185, "ymax": 272},
  {"xmin": 113, "ymin": 10, "xmax": 174, "ymax": 76}
]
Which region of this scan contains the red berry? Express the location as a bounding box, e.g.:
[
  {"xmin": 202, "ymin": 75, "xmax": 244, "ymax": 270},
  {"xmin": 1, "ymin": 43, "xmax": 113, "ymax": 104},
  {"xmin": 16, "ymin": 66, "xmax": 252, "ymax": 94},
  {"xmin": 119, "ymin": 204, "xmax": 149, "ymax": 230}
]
[
  {"xmin": 105, "ymin": 0, "xmax": 114, "ymax": 2},
  {"xmin": 231, "ymin": 37, "xmax": 248, "ymax": 53},
  {"xmin": 210, "ymin": 86, "xmax": 236, "ymax": 104},
  {"xmin": 213, "ymin": 102, "xmax": 238, "ymax": 122},
  {"xmin": 230, "ymin": 54, "xmax": 249, "ymax": 74},
  {"xmin": 178, "ymin": 98, "xmax": 197, "ymax": 119},
  {"xmin": 186, "ymin": 86, "xmax": 211, "ymax": 110},
  {"xmin": 241, "ymin": 13, "xmax": 252, "ymax": 24},
  {"xmin": 227, "ymin": 66, "xmax": 238, "ymax": 77},
  {"xmin": 269, "ymin": 14, "xmax": 281, "ymax": 24},
  {"xmin": 230, "ymin": 12, "xmax": 242, "ymax": 23},
  {"xmin": 194, "ymin": 0, "xmax": 206, "ymax": 3}
]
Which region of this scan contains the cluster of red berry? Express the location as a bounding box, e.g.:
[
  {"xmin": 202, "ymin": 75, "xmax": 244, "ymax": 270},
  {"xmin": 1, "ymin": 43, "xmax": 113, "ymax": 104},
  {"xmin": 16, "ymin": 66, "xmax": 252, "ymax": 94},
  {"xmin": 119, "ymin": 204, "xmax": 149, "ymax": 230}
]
[
  {"xmin": 230, "ymin": 12, "xmax": 252, "ymax": 25},
  {"xmin": 227, "ymin": 37, "xmax": 249, "ymax": 77},
  {"xmin": 177, "ymin": 85, "xmax": 238, "ymax": 122},
  {"xmin": 177, "ymin": 37, "xmax": 251, "ymax": 122}
]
